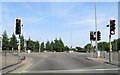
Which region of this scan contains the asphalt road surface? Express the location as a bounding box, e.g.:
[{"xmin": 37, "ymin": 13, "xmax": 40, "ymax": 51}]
[{"xmin": 16, "ymin": 52, "xmax": 119, "ymax": 73}]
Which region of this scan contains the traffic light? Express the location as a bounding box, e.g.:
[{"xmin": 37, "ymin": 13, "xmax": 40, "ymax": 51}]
[
  {"xmin": 90, "ymin": 31, "xmax": 94, "ymax": 41},
  {"xmin": 110, "ymin": 20, "xmax": 116, "ymax": 35},
  {"xmin": 97, "ymin": 31, "xmax": 101, "ymax": 41},
  {"xmin": 93, "ymin": 32, "xmax": 96, "ymax": 41},
  {"xmin": 15, "ymin": 19, "xmax": 21, "ymax": 35},
  {"xmin": 90, "ymin": 31, "xmax": 96, "ymax": 41}
]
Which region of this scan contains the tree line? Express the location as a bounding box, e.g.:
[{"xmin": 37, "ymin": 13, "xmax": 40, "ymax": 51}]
[
  {"xmin": 2, "ymin": 31, "xmax": 70, "ymax": 52},
  {"xmin": 84, "ymin": 38, "xmax": 120, "ymax": 52},
  {"xmin": 2, "ymin": 31, "xmax": 120, "ymax": 52}
]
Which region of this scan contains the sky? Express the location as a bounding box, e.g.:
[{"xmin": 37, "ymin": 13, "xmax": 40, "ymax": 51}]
[{"xmin": 1, "ymin": 1, "xmax": 119, "ymax": 48}]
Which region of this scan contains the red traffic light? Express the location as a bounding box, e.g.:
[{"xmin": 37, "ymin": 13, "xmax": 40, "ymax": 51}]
[
  {"xmin": 15, "ymin": 19, "xmax": 21, "ymax": 35},
  {"xmin": 16, "ymin": 19, "xmax": 21, "ymax": 23}
]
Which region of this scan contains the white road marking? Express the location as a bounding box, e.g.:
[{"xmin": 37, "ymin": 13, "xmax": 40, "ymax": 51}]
[{"xmin": 22, "ymin": 68, "xmax": 120, "ymax": 73}]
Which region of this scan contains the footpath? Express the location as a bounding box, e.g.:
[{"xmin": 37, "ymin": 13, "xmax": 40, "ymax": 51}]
[
  {"xmin": 87, "ymin": 57, "xmax": 119, "ymax": 66},
  {"xmin": 1, "ymin": 55, "xmax": 31, "ymax": 74}
]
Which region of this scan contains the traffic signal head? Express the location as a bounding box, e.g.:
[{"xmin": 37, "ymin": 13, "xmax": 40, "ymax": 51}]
[
  {"xmin": 110, "ymin": 20, "xmax": 116, "ymax": 35},
  {"xmin": 97, "ymin": 31, "xmax": 101, "ymax": 41},
  {"xmin": 90, "ymin": 31, "xmax": 94, "ymax": 41},
  {"xmin": 15, "ymin": 19, "xmax": 21, "ymax": 35},
  {"xmin": 90, "ymin": 31, "xmax": 96, "ymax": 41}
]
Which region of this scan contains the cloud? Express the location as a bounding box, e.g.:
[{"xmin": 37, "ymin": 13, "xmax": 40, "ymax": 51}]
[{"xmin": 23, "ymin": 17, "xmax": 43, "ymax": 25}]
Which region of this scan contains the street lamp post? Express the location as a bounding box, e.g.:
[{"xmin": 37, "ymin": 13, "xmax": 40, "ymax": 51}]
[{"xmin": 94, "ymin": 0, "xmax": 100, "ymax": 58}]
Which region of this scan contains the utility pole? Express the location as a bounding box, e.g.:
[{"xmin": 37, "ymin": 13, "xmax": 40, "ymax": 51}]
[{"xmin": 94, "ymin": 0, "xmax": 100, "ymax": 58}]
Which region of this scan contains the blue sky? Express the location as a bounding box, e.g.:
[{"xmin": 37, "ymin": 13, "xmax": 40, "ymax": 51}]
[{"xmin": 1, "ymin": 2, "xmax": 118, "ymax": 48}]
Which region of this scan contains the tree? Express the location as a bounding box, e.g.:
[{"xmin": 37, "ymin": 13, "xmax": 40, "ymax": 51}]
[
  {"xmin": 117, "ymin": 38, "xmax": 120, "ymax": 52},
  {"xmin": 111, "ymin": 39, "xmax": 117, "ymax": 52},
  {"xmin": 54, "ymin": 38, "xmax": 59, "ymax": 51},
  {"xmin": 64, "ymin": 46, "xmax": 69, "ymax": 51},
  {"xmin": 50, "ymin": 41, "xmax": 54, "ymax": 52},
  {"xmin": 98, "ymin": 42, "xmax": 109, "ymax": 52},
  {"xmin": 2, "ymin": 31, "xmax": 9, "ymax": 50},
  {"xmin": 27, "ymin": 38, "xmax": 34, "ymax": 51},
  {"xmin": 45, "ymin": 41, "xmax": 51, "ymax": 51},
  {"xmin": 34, "ymin": 41, "xmax": 39, "ymax": 52},
  {"xmin": 84, "ymin": 43, "xmax": 92, "ymax": 52},
  {"xmin": 41, "ymin": 42, "xmax": 44, "ymax": 52},
  {"xmin": 9, "ymin": 33, "xmax": 18, "ymax": 50},
  {"xmin": 59, "ymin": 38, "xmax": 64, "ymax": 52}
]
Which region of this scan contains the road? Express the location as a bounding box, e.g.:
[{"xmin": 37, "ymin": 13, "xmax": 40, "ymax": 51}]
[{"xmin": 15, "ymin": 52, "xmax": 119, "ymax": 73}]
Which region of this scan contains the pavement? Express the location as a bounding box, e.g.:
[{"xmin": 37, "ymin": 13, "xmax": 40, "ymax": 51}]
[
  {"xmin": 1, "ymin": 52, "xmax": 28, "ymax": 74},
  {"xmin": 88, "ymin": 52, "xmax": 119, "ymax": 66},
  {"xmin": 10, "ymin": 57, "xmax": 32, "ymax": 73},
  {"xmin": 10, "ymin": 52, "xmax": 119, "ymax": 73},
  {"xmin": 87, "ymin": 57, "xmax": 119, "ymax": 66},
  {"xmin": 2, "ymin": 52, "xmax": 19, "ymax": 70}
]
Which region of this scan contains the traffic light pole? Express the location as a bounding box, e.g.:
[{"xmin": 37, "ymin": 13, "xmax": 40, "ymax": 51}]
[
  {"xmin": 108, "ymin": 19, "xmax": 116, "ymax": 63},
  {"xmin": 18, "ymin": 35, "xmax": 21, "ymax": 52},
  {"xmin": 109, "ymin": 34, "xmax": 112, "ymax": 62},
  {"xmin": 94, "ymin": 0, "xmax": 100, "ymax": 58},
  {"xmin": 91, "ymin": 40, "xmax": 94, "ymax": 58}
]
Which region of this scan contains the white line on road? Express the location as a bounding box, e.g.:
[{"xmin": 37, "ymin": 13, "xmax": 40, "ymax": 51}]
[{"xmin": 22, "ymin": 68, "xmax": 120, "ymax": 73}]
